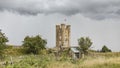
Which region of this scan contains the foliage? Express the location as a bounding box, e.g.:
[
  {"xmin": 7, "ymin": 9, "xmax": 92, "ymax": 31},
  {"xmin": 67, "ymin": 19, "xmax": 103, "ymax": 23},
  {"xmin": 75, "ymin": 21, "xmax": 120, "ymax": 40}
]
[
  {"xmin": 78, "ymin": 37, "xmax": 92, "ymax": 54},
  {"xmin": 22, "ymin": 35, "xmax": 47, "ymax": 54},
  {"xmin": 1, "ymin": 54, "xmax": 52, "ymax": 68},
  {"xmin": 0, "ymin": 30, "xmax": 8, "ymax": 59},
  {"xmin": 47, "ymin": 48, "xmax": 53, "ymax": 54},
  {"xmin": 60, "ymin": 49, "xmax": 71, "ymax": 61},
  {"xmin": 1, "ymin": 52, "xmax": 120, "ymax": 68},
  {"xmin": 101, "ymin": 45, "xmax": 112, "ymax": 52}
]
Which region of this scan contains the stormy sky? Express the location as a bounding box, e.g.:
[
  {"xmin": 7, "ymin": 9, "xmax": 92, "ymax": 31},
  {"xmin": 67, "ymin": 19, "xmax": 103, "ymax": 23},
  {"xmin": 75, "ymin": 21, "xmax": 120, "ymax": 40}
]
[{"xmin": 0, "ymin": 0, "xmax": 120, "ymax": 51}]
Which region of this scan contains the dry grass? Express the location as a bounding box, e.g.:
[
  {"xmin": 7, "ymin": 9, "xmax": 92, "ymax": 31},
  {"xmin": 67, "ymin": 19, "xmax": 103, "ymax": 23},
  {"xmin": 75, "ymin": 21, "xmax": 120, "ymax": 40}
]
[
  {"xmin": 1, "ymin": 50, "xmax": 120, "ymax": 68},
  {"xmin": 47, "ymin": 52, "xmax": 120, "ymax": 68},
  {"xmin": 46, "ymin": 56, "xmax": 120, "ymax": 68},
  {"xmin": 78, "ymin": 56, "xmax": 120, "ymax": 68}
]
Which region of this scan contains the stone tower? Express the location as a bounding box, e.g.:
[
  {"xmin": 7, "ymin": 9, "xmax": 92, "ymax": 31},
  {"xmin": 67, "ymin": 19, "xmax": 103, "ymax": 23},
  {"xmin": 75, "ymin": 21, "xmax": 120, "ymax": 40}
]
[{"xmin": 56, "ymin": 24, "xmax": 70, "ymax": 49}]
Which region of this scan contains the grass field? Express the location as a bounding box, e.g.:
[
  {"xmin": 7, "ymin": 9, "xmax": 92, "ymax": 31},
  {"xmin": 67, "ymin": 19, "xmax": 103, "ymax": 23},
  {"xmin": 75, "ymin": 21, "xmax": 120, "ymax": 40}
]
[
  {"xmin": 0, "ymin": 47, "xmax": 120, "ymax": 68},
  {"xmin": 0, "ymin": 53, "xmax": 120, "ymax": 68}
]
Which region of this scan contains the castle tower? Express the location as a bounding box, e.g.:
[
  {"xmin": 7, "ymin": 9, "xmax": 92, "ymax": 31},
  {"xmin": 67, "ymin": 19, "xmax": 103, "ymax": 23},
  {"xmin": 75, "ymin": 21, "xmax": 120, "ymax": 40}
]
[{"xmin": 56, "ymin": 24, "xmax": 70, "ymax": 48}]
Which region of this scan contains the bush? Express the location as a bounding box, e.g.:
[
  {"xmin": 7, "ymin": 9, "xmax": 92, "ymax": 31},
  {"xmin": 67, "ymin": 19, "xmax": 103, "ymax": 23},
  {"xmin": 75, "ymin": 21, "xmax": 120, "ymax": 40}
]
[
  {"xmin": 22, "ymin": 35, "xmax": 47, "ymax": 54},
  {"xmin": 101, "ymin": 45, "xmax": 112, "ymax": 52}
]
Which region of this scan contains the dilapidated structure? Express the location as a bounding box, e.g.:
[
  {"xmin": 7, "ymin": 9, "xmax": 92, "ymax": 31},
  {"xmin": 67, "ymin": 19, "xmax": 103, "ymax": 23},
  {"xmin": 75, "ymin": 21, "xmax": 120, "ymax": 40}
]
[{"xmin": 70, "ymin": 47, "xmax": 81, "ymax": 59}]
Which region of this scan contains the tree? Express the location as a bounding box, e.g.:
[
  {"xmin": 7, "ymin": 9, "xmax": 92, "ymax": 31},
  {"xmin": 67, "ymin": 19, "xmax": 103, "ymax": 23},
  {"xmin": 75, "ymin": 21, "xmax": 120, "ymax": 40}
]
[
  {"xmin": 101, "ymin": 45, "xmax": 111, "ymax": 52},
  {"xmin": 78, "ymin": 37, "xmax": 92, "ymax": 54},
  {"xmin": 22, "ymin": 35, "xmax": 47, "ymax": 54},
  {"xmin": 0, "ymin": 30, "xmax": 8, "ymax": 57}
]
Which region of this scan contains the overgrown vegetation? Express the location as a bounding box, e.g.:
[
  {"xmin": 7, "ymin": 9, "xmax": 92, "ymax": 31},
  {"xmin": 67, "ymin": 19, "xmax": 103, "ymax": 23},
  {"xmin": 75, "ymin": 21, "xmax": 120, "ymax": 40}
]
[
  {"xmin": 0, "ymin": 49, "xmax": 120, "ymax": 68},
  {"xmin": 0, "ymin": 30, "xmax": 8, "ymax": 60},
  {"xmin": 101, "ymin": 45, "xmax": 112, "ymax": 52}
]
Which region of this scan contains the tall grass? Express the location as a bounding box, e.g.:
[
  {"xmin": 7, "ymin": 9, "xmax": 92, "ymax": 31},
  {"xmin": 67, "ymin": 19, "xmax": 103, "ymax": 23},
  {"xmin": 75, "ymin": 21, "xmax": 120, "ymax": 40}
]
[{"xmin": 0, "ymin": 48, "xmax": 120, "ymax": 68}]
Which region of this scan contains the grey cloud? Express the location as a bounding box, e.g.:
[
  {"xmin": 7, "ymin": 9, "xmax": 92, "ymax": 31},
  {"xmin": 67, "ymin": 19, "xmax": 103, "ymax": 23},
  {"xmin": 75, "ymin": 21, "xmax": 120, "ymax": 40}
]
[{"xmin": 0, "ymin": 0, "xmax": 120, "ymax": 19}]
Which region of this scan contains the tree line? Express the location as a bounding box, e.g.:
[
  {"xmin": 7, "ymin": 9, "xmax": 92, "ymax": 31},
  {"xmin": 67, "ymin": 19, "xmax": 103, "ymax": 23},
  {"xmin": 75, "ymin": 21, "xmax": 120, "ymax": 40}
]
[{"xmin": 0, "ymin": 30, "xmax": 112, "ymax": 56}]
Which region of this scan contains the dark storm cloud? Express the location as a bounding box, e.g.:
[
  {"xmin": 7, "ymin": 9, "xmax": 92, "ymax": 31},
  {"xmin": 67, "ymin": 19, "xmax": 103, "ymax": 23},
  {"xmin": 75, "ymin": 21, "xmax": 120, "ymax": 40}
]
[{"xmin": 0, "ymin": 0, "xmax": 120, "ymax": 19}]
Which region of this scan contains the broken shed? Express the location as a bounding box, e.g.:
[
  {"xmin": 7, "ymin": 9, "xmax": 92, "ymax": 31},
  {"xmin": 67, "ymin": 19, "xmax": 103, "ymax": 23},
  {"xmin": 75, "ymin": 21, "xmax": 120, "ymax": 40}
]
[{"xmin": 70, "ymin": 47, "xmax": 81, "ymax": 59}]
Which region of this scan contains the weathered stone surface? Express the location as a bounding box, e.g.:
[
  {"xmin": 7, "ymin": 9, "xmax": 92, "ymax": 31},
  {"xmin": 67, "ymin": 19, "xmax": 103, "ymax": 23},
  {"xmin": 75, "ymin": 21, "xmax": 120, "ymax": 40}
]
[{"xmin": 56, "ymin": 24, "xmax": 70, "ymax": 49}]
